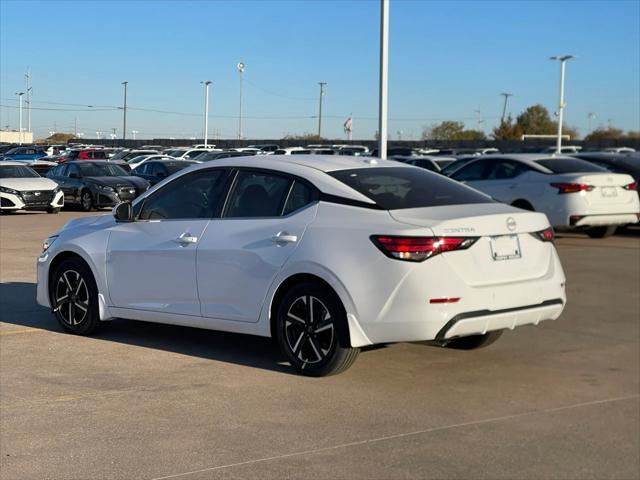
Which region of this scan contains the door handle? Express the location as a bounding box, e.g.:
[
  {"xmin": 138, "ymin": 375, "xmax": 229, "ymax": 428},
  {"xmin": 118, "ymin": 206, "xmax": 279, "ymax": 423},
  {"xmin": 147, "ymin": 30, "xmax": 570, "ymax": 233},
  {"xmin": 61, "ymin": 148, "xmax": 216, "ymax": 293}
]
[
  {"xmin": 271, "ymin": 231, "xmax": 298, "ymax": 245},
  {"xmin": 175, "ymin": 232, "xmax": 198, "ymax": 245}
]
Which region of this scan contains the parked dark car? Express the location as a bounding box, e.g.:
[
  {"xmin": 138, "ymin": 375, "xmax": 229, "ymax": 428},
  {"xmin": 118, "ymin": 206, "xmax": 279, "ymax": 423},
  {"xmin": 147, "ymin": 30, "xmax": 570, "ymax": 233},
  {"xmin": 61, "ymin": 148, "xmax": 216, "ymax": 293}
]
[
  {"xmin": 131, "ymin": 160, "xmax": 198, "ymax": 186},
  {"xmin": 571, "ymin": 152, "xmax": 640, "ymax": 185},
  {"xmin": 47, "ymin": 161, "xmax": 149, "ymax": 211}
]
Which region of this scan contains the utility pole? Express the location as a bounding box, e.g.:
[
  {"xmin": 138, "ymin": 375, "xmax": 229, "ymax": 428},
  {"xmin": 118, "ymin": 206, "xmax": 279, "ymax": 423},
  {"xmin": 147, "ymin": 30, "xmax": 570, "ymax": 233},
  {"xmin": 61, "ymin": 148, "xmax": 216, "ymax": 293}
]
[
  {"xmin": 237, "ymin": 62, "xmax": 245, "ymax": 140},
  {"xmin": 500, "ymin": 92, "xmax": 513, "ymax": 123},
  {"xmin": 550, "ymin": 55, "xmax": 575, "ymax": 154},
  {"xmin": 25, "ymin": 68, "xmax": 32, "ymax": 133},
  {"xmin": 16, "ymin": 92, "xmax": 24, "ymax": 144},
  {"xmin": 317, "ymin": 82, "xmax": 327, "ymax": 138},
  {"xmin": 378, "ymin": 0, "xmax": 389, "ymax": 159},
  {"xmin": 74, "ymin": 117, "xmax": 78, "ymax": 137},
  {"xmin": 202, "ymin": 80, "xmax": 212, "ymax": 146},
  {"xmin": 121, "ymin": 81, "xmax": 128, "ymax": 144},
  {"xmin": 588, "ymin": 112, "xmax": 596, "ymax": 132}
]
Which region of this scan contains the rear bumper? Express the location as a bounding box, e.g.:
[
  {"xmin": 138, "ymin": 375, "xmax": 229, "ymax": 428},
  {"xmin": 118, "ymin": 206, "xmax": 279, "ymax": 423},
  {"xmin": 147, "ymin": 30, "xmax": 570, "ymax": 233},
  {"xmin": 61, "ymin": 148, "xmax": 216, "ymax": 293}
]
[
  {"xmin": 435, "ymin": 299, "xmax": 564, "ymax": 340},
  {"xmin": 569, "ymin": 213, "xmax": 639, "ymax": 227}
]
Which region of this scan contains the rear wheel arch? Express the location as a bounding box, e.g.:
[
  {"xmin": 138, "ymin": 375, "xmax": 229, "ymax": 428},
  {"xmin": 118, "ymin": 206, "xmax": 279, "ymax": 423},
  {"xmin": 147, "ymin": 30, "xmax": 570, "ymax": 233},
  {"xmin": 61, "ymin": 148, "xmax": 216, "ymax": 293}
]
[{"xmin": 269, "ymin": 273, "xmax": 352, "ymax": 348}]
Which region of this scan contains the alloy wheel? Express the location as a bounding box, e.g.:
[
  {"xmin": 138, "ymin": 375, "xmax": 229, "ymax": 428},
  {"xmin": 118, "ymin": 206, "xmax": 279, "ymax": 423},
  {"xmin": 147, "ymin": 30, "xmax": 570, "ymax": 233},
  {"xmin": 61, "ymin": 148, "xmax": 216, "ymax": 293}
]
[
  {"xmin": 284, "ymin": 295, "xmax": 335, "ymax": 364},
  {"xmin": 55, "ymin": 269, "xmax": 90, "ymax": 326}
]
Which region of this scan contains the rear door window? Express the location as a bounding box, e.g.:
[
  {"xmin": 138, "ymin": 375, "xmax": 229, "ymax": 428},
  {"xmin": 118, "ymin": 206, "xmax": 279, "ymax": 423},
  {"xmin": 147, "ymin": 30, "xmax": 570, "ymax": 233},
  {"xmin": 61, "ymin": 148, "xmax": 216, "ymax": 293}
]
[
  {"xmin": 450, "ymin": 160, "xmax": 490, "ymax": 181},
  {"xmin": 329, "ymin": 167, "xmax": 492, "ymax": 210},
  {"xmin": 224, "ymin": 170, "xmax": 293, "ymax": 218}
]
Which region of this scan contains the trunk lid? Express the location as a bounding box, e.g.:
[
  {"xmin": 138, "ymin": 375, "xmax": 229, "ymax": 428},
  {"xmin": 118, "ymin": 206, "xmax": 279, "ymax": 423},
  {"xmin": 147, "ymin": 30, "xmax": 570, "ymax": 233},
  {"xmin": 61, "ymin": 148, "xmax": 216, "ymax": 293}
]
[
  {"xmin": 389, "ymin": 203, "xmax": 554, "ymax": 287},
  {"xmin": 552, "ymin": 172, "xmax": 637, "ymax": 206}
]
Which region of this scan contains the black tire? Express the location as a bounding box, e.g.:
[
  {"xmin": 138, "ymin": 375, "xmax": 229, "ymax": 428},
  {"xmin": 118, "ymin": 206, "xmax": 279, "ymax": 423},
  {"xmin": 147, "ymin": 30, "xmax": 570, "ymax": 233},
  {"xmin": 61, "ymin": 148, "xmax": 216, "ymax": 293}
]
[
  {"xmin": 443, "ymin": 330, "xmax": 503, "ymax": 350},
  {"xmin": 50, "ymin": 257, "xmax": 101, "ymax": 335},
  {"xmin": 47, "ymin": 207, "xmax": 61, "ymax": 214},
  {"xmin": 511, "ymin": 200, "xmax": 534, "ymax": 211},
  {"xmin": 586, "ymin": 226, "xmax": 617, "ymax": 238},
  {"xmin": 275, "ymin": 282, "xmax": 359, "ymax": 376},
  {"xmin": 80, "ymin": 190, "xmax": 94, "ymax": 212}
]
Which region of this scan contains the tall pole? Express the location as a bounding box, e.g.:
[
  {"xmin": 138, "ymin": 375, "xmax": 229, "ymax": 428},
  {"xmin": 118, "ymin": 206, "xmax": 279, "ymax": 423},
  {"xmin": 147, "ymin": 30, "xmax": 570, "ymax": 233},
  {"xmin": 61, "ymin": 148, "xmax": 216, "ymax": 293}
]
[
  {"xmin": 550, "ymin": 55, "xmax": 575, "ymax": 154},
  {"xmin": 317, "ymin": 82, "xmax": 327, "ymax": 138},
  {"xmin": 122, "ymin": 81, "xmax": 128, "ymax": 144},
  {"xmin": 237, "ymin": 63, "xmax": 245, "ymax": 140},
  {"xmin": 588, "ymin": 112, "xmax": 595, "ymax": 132},
  {"xmin": 16, "ymin": 92, "xmax": 24, "ymax": 145},
  {"xmin": 378, "ymin": 0, "xmax": 389, "ymax": 159},
  {"xmin": 500, "ymin": 92, "xmax": 512, "ymax": 123},
  {"xmin": 202, "ymin": 80, "xmax": 212, "ymax": 146},
  {"xmin": 25, "ymin": 69, "xmax": 32, "ymax": 134}
]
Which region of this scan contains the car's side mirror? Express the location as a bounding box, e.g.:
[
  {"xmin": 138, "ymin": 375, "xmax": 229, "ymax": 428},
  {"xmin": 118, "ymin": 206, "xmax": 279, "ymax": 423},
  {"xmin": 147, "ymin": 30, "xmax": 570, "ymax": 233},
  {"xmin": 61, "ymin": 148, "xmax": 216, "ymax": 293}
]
[{"xmin": 113, "ymin": 202, "xmax": 134, "ymax": 222}]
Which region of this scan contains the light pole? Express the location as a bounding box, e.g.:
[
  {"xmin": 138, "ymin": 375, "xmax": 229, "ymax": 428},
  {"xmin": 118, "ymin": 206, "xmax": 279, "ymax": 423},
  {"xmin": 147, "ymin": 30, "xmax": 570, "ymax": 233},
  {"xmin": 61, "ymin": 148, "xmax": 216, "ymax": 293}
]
[
  {"xmin": 132, "ymin": 130, "xmax": 138, "ymax": 140},
  {"xmin": 15, "ymin": 92, "xmax": 24, "ymax": 145},
  {"xmin": 237, "ymin": 63, "xmax": 244, "ymax": 140},
  {"xmin": 588, "ymin": 112, "xmax": 596, "ymax": 132},
  {"xmin": 378, "ymin": 0, "xmax": 389, "ymax": 159},
  {"xmin": 121, "ymin": 81, "xmax": 128, "ymax": 144},
  {"xmin": 550, "ymin": 55, "xmax": 575, "ymax": 154},
  {"xmin": 317, "ymin": 82, "xmax": 327, "ymax": 138},
  {"xmin": 201, "ymin": 80, "xmax": 212, "ymax": 146},
  {"xmin": 500, "ymin": 92, "xmax": 513, "ymax": 123}
]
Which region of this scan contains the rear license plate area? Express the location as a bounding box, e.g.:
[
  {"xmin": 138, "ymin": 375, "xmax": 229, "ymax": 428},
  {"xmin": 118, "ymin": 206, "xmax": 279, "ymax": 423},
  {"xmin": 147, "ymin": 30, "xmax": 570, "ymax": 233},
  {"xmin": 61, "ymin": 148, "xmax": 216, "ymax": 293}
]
[
  {"xmin": 490, "ymin": 234, "xmax": 521, "ymax": 261},
  {"xmin": 600, "ymin": 187, "xmax": 617, "ymax": 197}
]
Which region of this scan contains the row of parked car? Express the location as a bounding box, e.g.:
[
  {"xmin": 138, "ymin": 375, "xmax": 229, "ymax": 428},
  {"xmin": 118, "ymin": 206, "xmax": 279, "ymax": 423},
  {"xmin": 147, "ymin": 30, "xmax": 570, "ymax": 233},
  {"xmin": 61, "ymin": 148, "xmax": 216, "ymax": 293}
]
[{"xmin": 1, "ymin": 142, "xmax": 638, "ymax": 238}]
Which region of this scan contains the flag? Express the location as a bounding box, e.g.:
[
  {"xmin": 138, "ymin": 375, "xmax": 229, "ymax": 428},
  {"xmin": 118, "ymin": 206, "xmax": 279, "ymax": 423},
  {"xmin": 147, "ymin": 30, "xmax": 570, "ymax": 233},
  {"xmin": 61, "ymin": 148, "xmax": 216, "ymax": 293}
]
[{"xmin": 343, "ymin": 116, "xmax": 353, "ymax": 133}]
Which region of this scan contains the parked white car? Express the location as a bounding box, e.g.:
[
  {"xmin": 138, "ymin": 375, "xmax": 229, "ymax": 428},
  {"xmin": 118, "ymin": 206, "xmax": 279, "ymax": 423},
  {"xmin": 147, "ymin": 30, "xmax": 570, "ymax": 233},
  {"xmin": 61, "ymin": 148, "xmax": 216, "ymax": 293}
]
[
  {"xmin": 170, "ymin": 148, "xmax": 214, "ymax": 160},
  {"xmin": 1, "ymin": 161, "xmax": 64, "ymax": 213},
  {"xmin": 272, "ymin": 147, "xmax": 306, "ymax": 155},
  {"xmin": 37, "ymin": 155, "xmax": 566, "ymax": 376},
  {"xmin": 449, "ymin": 154, "xmax": 639, "ymax": 237}
]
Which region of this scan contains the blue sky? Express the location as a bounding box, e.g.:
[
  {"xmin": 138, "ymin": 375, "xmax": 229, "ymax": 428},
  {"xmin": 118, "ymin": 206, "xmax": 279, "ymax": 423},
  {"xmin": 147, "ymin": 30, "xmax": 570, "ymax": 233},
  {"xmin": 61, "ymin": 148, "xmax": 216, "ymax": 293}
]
[{"xmin": 1, "ymin": 0, "xmax": 638, "ymax": 140}]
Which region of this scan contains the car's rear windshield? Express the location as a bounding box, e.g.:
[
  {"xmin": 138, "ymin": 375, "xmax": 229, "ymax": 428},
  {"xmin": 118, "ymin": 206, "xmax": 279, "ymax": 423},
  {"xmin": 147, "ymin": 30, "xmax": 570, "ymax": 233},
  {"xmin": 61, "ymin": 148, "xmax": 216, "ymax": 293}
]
[
  {"xmin": 77, "ymin": 163, "xmax": 128, "ymax": 176},
  {"xmin": 0, "ymin": 165, "xmax": 39, "ymax": 178},
  {"xmin": 329, "ymin": 167, "xmax": 493, "ymax": 210},
  {"xmin": 536, "ymin": 159, "xmax": 608, "ymax": 173}
]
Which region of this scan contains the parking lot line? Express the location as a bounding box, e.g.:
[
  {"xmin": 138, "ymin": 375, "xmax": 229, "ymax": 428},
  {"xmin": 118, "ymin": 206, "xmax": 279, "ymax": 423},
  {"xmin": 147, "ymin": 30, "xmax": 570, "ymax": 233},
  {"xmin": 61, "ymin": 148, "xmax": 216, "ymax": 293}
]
[
  {"xmin": 0, "ymin": 327, "xmax": 45, "ymax": 336},
  {"xmin": 150, "ymin": 394, "xmax": 639, "ymax": 480}
]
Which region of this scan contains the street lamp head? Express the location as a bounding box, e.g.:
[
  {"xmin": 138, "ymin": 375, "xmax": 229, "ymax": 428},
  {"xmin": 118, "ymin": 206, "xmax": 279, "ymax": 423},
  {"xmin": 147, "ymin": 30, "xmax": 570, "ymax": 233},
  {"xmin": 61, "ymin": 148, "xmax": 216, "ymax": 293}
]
[
  {"xmin": 550, "ymin": 55, "xmax": 576, "ymax": 62},
  {"xmin": 122, "ymin": 81, "xmax": 128, "ymax": 85},
  {"xmin": 202, "ymin": 80, "xmax": 212, "ymax": 86},
  {"xmin": 237, "ymin": 62, "xmax": 245, "ymax": 73},
  {"xmin": 15, "ymin": 92, "xmax": 25, "ymax": 96}
]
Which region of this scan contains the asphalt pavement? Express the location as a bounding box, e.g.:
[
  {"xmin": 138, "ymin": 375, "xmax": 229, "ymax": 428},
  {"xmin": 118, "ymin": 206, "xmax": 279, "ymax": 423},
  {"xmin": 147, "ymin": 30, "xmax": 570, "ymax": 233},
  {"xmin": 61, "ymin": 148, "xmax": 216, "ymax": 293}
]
[{"xmin": 1, "ymin": 211, "xmax": 638, "ymax": 479}]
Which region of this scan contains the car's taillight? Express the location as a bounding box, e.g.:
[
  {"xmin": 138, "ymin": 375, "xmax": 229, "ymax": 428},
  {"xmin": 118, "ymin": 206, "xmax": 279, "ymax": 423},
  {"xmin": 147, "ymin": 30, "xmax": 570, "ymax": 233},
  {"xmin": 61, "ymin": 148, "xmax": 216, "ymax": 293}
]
[
  {"xmin": 531, "ymin": 227, "xmax": 555, "ymax": 242},
  {"xmin": 623, "ymin": 181, "xmax": 637, "ymax": 191},
  {"xmin": 550, "ymin": 182, "xmax": 594, "ymax": 194},
  {"xmin": 370, "ymin": 235, "xmax": 478, "ymax": 262}
]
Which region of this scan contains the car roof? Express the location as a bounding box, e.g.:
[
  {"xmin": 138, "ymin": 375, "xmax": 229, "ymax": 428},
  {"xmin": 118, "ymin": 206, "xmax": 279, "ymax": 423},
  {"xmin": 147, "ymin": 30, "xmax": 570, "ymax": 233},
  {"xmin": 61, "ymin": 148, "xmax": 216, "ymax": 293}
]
[{"xmin": 142, "ymin": 154, "xmax": 415, "ymax": 205}]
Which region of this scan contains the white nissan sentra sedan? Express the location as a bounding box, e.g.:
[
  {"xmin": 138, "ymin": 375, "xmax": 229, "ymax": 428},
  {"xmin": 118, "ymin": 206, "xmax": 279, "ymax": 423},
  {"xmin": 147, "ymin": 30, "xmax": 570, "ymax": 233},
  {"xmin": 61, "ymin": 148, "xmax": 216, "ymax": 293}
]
[
  {"xmin": 1, "ymin": 161, "xmax": 64, "ymax": 214},
  {"xmin": 37, "ymin": 155, "xmax": 566, "ymax": 376},
  {"xmin": 449, "ymin": 154, "xmax": 640, "ymax": 238}
]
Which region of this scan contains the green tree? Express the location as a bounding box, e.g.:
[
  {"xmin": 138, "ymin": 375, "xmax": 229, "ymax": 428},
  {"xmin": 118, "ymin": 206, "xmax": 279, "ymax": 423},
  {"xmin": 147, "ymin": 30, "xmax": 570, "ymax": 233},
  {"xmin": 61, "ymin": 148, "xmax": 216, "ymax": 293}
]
[
  {"xmin": 583, "ymin": 127, "xmax": 625, "ymax": 142},
  {"xmin": 281, "ymin": 132, "xmax": 325, "ymax": 142},
  {"xmin": 422, "ymin": 121, "xmax": 485, "ymax": 141},
  {"xmin": 516, "ymin": 104, "xmax": 556, "ymax": 135},
  {"xmin": 492, "ymin": 115, "xmax": 524, "ymax": 140}
]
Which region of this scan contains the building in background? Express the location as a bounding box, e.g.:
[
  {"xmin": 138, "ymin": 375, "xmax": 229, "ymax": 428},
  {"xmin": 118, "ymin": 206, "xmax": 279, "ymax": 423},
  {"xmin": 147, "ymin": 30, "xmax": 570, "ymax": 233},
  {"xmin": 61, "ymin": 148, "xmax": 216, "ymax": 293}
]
[{"xmin": 0, "ymin": 130, "xmax": 34, "ymax": 144}]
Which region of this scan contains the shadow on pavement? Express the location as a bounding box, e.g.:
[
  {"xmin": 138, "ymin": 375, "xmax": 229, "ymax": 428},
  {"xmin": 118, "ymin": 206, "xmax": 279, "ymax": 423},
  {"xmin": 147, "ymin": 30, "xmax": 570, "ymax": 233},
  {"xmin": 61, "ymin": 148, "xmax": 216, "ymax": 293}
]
[{"xmin": 0, "ymin": 281, "xmax": 295, "ymax": 375}]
